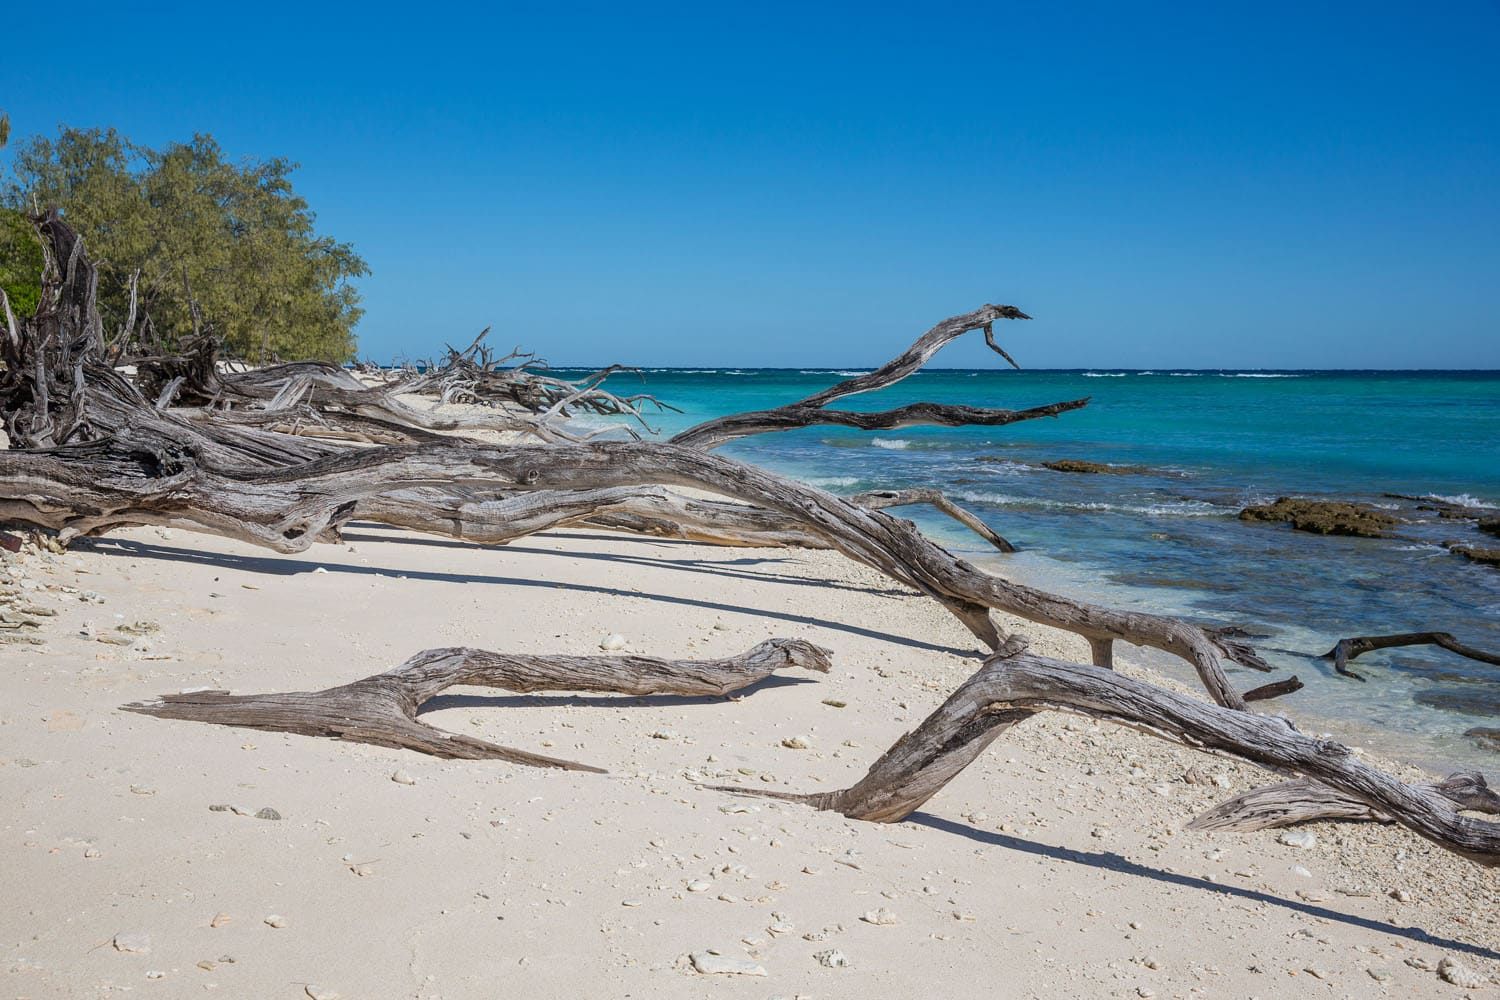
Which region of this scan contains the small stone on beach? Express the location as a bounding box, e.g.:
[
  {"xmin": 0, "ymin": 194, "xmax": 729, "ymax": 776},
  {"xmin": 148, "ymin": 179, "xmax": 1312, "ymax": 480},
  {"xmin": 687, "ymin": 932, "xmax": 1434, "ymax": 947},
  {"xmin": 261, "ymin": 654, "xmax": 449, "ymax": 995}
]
[
  {"xmin": 690, "ymin": 951, "xmax": 766, "ymax": 976},
  {"xmin": 1277, "ymin": 829, "xmax": 1317, "ymax": 849}
]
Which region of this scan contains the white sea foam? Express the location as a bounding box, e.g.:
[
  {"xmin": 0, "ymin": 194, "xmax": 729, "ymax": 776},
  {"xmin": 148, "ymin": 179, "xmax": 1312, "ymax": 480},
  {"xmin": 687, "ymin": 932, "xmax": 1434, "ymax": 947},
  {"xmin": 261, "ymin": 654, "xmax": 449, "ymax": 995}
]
[
  {"xmin": 1082, "ymin": 371, "xmax": 1127, "ymax": 377},
  {"xmin": 870, "ymin": 438, "xmax": 910, "ymax": 450},
  {"xmin": 1168, "ymin": 372, "xmax": 1203, "ymax": 377},
  {"xmin": 1424, "ymin": 493, "xmax": 1495, "ymax": 509},
  {"xmin": 805, "ymin": 476, "xmax": 859, "ymax": 488},
  {"xmin": 952, "ymin": 491, "xmax": 1230, "ymax": 517},
  {"xmin": 1219, "ymin": 372, "xmax": 1302, "ymax": 378}
]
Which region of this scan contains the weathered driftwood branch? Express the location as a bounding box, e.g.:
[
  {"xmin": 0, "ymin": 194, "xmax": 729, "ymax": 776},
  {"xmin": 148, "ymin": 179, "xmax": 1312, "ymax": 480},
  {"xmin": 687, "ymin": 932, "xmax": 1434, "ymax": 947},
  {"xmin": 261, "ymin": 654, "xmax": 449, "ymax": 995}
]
[
  {"xmin": 1322, "ymin": 631, "xmax": 1500, "ymax": 680},
  {"xmin": 1188, "ymin": 772, "xmax": 1500, "ymax": 833},
  {"xmin": 669, "ymin": 305, "xmax": 1088, "ymax": 450},
  {"xmin": 851, "ymin": 488, "xmax": 1016, "ymax": 553},
  {"xmin": 121, "ymin": 638, "xmax": 831, "ymax": 769},
  {"xmin": 711, "ymin": 651, "xmax": 1500, "ymax": 865}
]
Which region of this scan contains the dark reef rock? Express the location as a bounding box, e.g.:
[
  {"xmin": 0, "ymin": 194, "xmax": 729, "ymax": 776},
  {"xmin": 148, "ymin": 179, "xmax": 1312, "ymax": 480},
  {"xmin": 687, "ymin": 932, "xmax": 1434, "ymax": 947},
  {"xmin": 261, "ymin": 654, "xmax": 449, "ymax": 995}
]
[
  {"xmin": 1237, "ymin": 497, "xmax": 1400, "ymax": 538},
  {"xmin": 1445, "ymin": 542, "xmax": 1500, "ymax": 567},
  {"xmin": 1479, "ymin": 517, "xmax": 1500, "ymax": 539},
  {"xmin": 1041, "ymin": 459, "xmax": 1152, "ymax": 475}
]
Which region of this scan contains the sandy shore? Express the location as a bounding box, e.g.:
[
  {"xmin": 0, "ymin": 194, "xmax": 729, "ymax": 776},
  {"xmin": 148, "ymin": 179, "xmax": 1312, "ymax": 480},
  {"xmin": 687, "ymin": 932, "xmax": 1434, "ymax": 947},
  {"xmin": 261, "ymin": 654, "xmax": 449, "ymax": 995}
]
[{"xmin": 3, "ymin": 523, "xmax": 1497, "ymax": 998}]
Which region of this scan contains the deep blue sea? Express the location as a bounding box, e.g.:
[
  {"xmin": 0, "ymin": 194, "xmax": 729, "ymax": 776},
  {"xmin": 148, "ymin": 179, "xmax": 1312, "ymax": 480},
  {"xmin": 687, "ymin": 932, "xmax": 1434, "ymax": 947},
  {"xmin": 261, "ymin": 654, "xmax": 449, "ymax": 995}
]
[{"xmin": 558, "ymin": 366, "xmax": 1500, "ymax": 772}]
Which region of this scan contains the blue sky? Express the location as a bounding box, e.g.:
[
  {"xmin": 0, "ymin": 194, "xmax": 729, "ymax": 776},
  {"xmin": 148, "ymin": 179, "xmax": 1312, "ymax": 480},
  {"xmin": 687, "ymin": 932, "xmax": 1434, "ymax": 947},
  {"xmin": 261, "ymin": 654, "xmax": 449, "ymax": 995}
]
[{"xmin": 3, "ymin": 2, "xmax": 1498, "ymax": 368}]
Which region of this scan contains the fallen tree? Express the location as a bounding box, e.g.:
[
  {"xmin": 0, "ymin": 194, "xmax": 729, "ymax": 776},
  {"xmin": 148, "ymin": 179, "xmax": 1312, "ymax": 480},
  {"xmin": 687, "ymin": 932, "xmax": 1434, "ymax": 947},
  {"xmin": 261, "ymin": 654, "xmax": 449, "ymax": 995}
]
[{"xmin": 4, "ymin": 211, "xmax": 1498, "ymax": 866}]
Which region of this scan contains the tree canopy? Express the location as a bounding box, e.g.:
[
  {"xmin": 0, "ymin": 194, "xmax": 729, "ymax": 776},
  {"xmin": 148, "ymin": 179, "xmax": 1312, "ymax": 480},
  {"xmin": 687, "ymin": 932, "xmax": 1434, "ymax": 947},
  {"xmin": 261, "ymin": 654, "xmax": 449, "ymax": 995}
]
[{"xmin": 2, "ymin": 127, "xmax": 367, "ymax": 361}]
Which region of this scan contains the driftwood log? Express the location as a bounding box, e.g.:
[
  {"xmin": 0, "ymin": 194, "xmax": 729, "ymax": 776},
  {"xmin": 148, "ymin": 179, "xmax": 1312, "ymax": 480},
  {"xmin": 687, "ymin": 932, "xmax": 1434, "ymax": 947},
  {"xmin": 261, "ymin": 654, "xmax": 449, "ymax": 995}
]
[
  {"xmin": 4, "ymin": 211, "xmax": 1497, "ymax": 865},
  {"xmin": 122, "ymin": 638, "xmax": 831, "ymax": 770},
  {"xmin": 1322, "ymin": 631, "xmax": 1500, "ymax": 680},
  {"xmin": 712, "ymin": 650, "xmax": 1500, "ymax": 866}
]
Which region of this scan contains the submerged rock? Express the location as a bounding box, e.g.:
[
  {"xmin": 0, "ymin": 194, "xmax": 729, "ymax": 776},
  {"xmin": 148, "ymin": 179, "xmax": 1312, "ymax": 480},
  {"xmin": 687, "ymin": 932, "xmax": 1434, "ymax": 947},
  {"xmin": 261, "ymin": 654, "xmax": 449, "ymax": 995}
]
[
  {"xmin": 1445, "ymin": 542, "xmax": 1500, "ymax": 567},
  {"xmin": 1238, "ymin": 497, "xmax": 1399, "ymax": 538},
  {"xmin": 1041, "ymin": 459, "xmax": 1152, "ymax": 475},
  {"xmin": 1465, "ymin": 727, "xmax": 1500, "ymax": 753},
  {"xmin": 1479, "ymin": 516, "xmax": 1500, "ymax": 538}
]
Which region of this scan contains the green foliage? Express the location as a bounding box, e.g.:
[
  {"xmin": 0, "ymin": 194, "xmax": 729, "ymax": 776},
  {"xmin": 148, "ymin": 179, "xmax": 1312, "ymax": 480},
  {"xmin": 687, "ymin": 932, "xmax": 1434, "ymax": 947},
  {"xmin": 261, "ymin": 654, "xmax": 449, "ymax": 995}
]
[
  {"xmin": 2, "ymin": 127, "xmax": 367, "ymax": 361},
  {"xmin": 0, "ymin": 208, "xmax": 43, "ymax": 317}
]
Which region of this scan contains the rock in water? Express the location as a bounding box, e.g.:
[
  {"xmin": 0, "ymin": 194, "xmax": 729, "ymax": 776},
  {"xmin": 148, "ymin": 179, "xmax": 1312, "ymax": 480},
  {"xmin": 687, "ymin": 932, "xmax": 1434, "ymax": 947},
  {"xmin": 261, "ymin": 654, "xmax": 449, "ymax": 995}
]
[
  {"xmin": 1466, "ymin": 727, "xmax": 1500, "ymax": 753},
  {"xmin": 690, "ymin": 952, "xmax": 767, "ymax": 976},
  {"xmin": 1238, "ymin": 497, "xmax": 1399, "ymax": 538},
  {"xmin": 1040, "ymin": 459, "xmax": 1153, "ymax": 475}
]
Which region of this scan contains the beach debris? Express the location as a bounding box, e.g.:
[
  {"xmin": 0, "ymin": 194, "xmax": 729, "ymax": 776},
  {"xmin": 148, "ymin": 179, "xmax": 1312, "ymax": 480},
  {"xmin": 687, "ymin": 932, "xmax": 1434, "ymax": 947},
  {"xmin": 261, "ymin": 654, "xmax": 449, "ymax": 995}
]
[
  {"xmin": 305, "ymin": 986, "xmax": 341, "ymax": 1000},
  {"xmin": 780, "ymin": 736, "xmax": 810, "ymax": 750},
  {"xmin": 390, "ymin": 769, "xmax": 417, "ymax": 785},
  {"xmin": 254, "ymin": 806, "xmax": 282, "ymax": 820},
  {"xmin": 112, "ymin": 931, "xmax": 151, "ymax": 954},
  {"xmin": 210, "ymin": 913, "xmax": 231, "ymax": 928},
  {"xmin": 264, "ymin": 914, "xmax": 287, "ymax": 928},
  {"xmin": 599, "ymin": 633, "xmax": 627, "ymax": 651},
  {"xmin": 690, "ymin": 951, "xmax": 766, "ymax": 976},
  {"xmin": 813, "ymin": 949, "xmax": 849, "ymax": 968},
  {"xmin": 860, "ymin": 908, "xmax": 898, "ymax": 926}
]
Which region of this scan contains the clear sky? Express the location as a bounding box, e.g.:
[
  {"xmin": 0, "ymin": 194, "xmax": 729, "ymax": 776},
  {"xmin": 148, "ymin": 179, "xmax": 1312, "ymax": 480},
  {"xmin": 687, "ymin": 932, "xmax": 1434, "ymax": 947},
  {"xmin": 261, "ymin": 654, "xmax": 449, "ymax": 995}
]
[{"xmin": 3, "ymin": 2, "xmax": 1498, "ymax": 368}]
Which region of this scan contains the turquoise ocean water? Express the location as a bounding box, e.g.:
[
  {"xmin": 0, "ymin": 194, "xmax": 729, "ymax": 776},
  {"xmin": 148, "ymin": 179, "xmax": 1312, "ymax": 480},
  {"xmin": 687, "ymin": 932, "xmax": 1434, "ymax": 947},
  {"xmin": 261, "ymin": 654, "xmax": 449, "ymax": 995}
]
[{"xmin": 558, "ymin": 366, "xmax": 1500, "ymax": 772}]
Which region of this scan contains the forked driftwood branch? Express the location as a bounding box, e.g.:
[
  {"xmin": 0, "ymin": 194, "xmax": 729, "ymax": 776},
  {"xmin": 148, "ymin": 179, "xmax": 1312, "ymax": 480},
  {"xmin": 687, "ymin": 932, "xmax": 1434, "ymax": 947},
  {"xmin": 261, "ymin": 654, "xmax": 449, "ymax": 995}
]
[
  {"xmin": 1322, "ymin": 631, "xmax": 1500, "ymax": 680},
  {"xmin": 668, "ymin": 304, "xmax": 1088, "ymax": 450},
  {"xmin": 122, "ymin": 639, "xmax": 832, "ymax": 770}
]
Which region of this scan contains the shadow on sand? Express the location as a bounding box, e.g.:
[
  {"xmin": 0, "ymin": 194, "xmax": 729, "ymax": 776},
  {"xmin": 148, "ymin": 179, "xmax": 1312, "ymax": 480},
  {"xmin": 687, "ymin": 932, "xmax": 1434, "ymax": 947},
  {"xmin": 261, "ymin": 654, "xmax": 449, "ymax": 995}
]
[
  {"xmin": 79, "ymin": 535, "xmax": 978, "ymax": 657},
  {"xmin": 910, "ymin": 813, "xmax": 1500, "ymax": 962}
]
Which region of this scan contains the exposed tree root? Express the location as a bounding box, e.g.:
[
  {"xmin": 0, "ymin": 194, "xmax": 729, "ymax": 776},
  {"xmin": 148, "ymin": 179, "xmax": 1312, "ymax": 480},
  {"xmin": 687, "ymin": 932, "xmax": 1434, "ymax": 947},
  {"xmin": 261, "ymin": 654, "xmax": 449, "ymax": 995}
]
[{"xmin": 121, "ymin": 638, "xmax": 831, "ymax": 769}]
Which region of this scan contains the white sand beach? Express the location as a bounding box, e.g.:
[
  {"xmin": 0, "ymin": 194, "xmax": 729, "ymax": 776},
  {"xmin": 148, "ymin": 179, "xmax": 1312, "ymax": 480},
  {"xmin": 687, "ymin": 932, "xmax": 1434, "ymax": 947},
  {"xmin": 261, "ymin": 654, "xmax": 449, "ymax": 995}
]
[{"xmin": 3, "ymin": 524, "xmax": 1496, "ymax": 998}]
